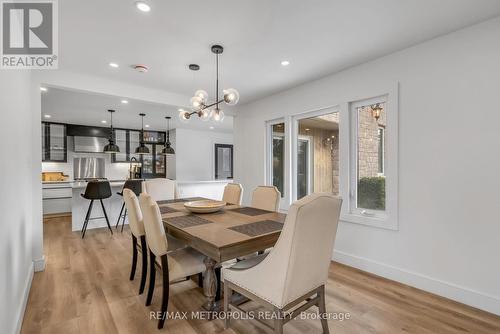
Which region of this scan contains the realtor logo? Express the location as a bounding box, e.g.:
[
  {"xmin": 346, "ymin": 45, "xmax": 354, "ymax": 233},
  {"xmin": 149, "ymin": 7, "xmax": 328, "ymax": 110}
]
[{"xmin": 1, "ymin": 0, "xmax": 58, "ymax": 69}]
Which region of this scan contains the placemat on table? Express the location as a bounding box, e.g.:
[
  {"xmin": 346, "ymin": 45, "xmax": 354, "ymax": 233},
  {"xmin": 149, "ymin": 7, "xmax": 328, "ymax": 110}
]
[
  {"xmin": 165, "ymin": 215, "xmax": 214, "ymax": 228},
  {"xmin": 159, "ymin": 206, "xmax": 179, "ymax": 214},
  {"xmin": 156, "ymin": 197, "xmax": 206, "ymax": 205},
  {"xmin": 228, "ymin": 220, "xmax": 283, "ymax": 237},
  {"xmin": 228, "ymin": 207, "xmax": 273, "ymax": 216}
]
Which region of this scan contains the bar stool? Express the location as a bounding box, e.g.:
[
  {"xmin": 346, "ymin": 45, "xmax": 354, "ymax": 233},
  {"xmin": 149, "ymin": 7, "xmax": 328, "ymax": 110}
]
[
  {"xmin": 116, "ymin": 179, "xmax": 143, "ymax": 232},
  {"xmin": 81, "ymin": 180, "xmax": 113, "ymax": 238}
]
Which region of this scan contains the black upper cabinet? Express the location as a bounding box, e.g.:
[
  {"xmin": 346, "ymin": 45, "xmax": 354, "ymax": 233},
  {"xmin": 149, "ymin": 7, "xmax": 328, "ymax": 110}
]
[{"xmin": 42, "ymin": 122, "xmax": 67, "ymax": 162}]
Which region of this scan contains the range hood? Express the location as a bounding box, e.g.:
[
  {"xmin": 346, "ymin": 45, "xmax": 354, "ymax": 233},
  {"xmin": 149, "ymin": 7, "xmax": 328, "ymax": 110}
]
[{"xmin": 73, "ymin": 136, "xmax": 108, "ymax": 153}]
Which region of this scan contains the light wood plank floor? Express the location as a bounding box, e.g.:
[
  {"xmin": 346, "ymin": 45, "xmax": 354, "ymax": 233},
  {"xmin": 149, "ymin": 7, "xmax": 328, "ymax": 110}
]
[{"xmin": 21, "ymin": 216, "xmax": 500, "ymax": 334}]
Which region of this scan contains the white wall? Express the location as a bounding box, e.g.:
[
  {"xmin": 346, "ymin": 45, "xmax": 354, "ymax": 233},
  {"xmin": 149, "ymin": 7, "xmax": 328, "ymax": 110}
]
[
  {"xmin": 175, "ymin": 128, "xmax": 233, "ymax": 181},
  {"xmin": 0, "ymin": 72, "xmax": 35, "ymax": 333},
  {"xmin": 234, "ymin": 17, "xmax": 500, "ymax": 314}
]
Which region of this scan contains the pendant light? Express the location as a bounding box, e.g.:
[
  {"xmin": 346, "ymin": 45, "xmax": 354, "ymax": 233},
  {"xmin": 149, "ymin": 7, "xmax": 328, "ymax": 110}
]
[
  {"xmin": 161, "ymin": 116, "xmax": 175, "ymax": 155},
  {"xmin": 103, "ymin": 109, "xmax": 120, "ymax": 153},
  {"xmin": 135, "ymin": 113, "xmax": 150, "ymax": 155}
]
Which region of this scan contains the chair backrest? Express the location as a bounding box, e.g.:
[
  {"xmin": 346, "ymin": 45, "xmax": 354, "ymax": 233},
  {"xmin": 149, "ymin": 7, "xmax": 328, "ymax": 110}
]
[
  {"xmin": 142, "ymin": 178, "xmax": 176, "ymax": 202},
  {"xmin": 122, "ymin": 189, "xmax": 145, "ymax": 237},
  {"xmin": 139, "ymin": 193, "xmax": 168, "ymax": 257},
  {"xmin": 265, "ymin": 193, "xmax": 342, "ymax": 306},
  {"xmin": 123, "ymin": 179, "xmax": 143, "ymax": 196},
  {"xmin": 222, "ymin": 183, "xmax": 243, "ymax": 205},
  {"xmin": 84, "ymin": 180, "xmax": 112, "ymax": 199},
  {"xmin": 251, "ymin": 186, "xmax": 281, "ymax": 211}
]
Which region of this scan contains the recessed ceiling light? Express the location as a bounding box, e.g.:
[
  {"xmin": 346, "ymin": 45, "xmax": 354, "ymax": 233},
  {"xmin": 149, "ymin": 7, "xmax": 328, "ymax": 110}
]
[
  {"xmin": 145, "ymin": 124, "xmax": 150, "ymax": 128},
  {"xmin": 305, "ymin": 128, "xmax": 310, "ymax": 131},
  {"xmin": 40, "ymin": 87, "xmax": 48, "ymax": 92},
  {"xmin": 121, "ymin": 100, "xmax": 128, "ymax": 104},
  {"xmin": 44, "ymin": 114, "xmax": 51, "ymax": 118},
  {"xmin": 101, "ymin": 120, "xmax": 107, "ymax": 124},
  {"xmin": 135, "ymin": 1, "xmax": 151, "ymax": 12},
  {"xmin": 109, "ymin": 62, "xmax": 119, "ymax": 68},
  {"xmin": 280, "ymin": 60, "xmax": 290, "ymax": 66},
  {"xmin": 209, "ymin": 126, "xmax": 214, "ymax": 130}
]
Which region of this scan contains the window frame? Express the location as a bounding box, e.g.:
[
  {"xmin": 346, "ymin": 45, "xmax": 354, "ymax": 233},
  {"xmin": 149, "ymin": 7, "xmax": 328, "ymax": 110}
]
[
  {"xmin": 342, "ymin": 91, "xmax": 399, "ymax": 230},
  {"xmin": 266, "ymin": 118, "xmax": 290, "ymax": 208}
]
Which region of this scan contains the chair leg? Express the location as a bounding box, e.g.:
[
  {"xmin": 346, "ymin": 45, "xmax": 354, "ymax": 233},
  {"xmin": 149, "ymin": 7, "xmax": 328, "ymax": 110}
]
[
  {"xmin": 197, "ymin": 273, "xmax": 203, "ymax": 287},
  {"xmin": 215, "ymin": 267, "xmax": 222, "ymax": 301},
  {"xmin": 130, "ymin": 235, "xmax": 138, "ymax": 280},
  {"xmin": 318, "ymin": 285, "xmax": 330, "ymax": 334},
  {"xmin": 100, "ymin": 199, "xmax": 113, "ymax": 235},
  {"xmin": 121, "ymin": 208, "xmax": 127, "ymax": 233},
  {"xmin": 224, "ymin": 282, "xmax": 233, "ymax": 329},
  {"xmin": 146, "ymin": 250, "xmax": 156, "ymax": 306},
  {"xmin": 139, "ymin": 236, "xmax": 148, "ymax": 295},
  {"xmin": 158, "ymin": 255, "xmax": 170, "ymax": 329},
  {"xmin": 115, "ymin": 202, "xmax": 125, "ymax": 229},
  {"xmin": 81, "ymin": 200, "xmax": 94, "ymax": 239},
  {"xmin": 273, "ymin": 308, "xmax": 284, "ymax": 334}
]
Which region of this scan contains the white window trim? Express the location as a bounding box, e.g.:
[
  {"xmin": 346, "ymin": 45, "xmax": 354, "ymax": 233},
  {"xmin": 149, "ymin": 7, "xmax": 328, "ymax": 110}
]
[
  {"xmin": 265, "ymin": 118, "xmax": 290, "ymax": 209},
  {"xmin": 341, "ymin": 86, "xmax": 399, "ymax": 230}
]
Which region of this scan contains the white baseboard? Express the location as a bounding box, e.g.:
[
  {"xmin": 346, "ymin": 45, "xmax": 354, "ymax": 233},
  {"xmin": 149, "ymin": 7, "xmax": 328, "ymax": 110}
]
[
  {"xmin": 333, "ymin": 250, "xmax": 500, "ymax": 316},
  {"xmin": 33, "ymin": 256, "xmax": 45, "ymax": 272},
  {"xmin": 14, "ymin": 262, "xmax": 34, "ymax": 334}
]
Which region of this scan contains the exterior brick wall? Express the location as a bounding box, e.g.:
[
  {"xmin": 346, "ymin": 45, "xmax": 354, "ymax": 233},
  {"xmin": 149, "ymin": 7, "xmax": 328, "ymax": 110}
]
[{"xmin": 357, "ymin": 104, "xmax": 386, "ymax": 178}]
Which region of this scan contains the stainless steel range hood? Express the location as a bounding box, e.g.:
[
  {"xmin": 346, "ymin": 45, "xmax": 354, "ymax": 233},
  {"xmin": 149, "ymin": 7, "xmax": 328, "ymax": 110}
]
[{"xmin": 73, "ymin": 136, "xmax": 108, "ymax": 153}]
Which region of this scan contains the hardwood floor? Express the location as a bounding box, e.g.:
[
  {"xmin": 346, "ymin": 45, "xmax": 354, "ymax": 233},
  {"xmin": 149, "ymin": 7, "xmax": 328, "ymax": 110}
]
[{"xmin": 21, "ymin": 216, "xmax": 500, "ymax": 334}]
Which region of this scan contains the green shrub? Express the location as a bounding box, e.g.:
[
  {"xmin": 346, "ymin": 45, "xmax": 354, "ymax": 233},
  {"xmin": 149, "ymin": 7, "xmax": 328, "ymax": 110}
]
[{"xmin": 357, "ymin": 177, "xmax": 385, "ymax": 210}]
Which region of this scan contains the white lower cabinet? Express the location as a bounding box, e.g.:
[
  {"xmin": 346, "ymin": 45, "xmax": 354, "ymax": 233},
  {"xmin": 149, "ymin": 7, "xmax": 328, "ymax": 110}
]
[{"xmin": 42, "ymin": 186, "xmax": 72, "ymax": 215}]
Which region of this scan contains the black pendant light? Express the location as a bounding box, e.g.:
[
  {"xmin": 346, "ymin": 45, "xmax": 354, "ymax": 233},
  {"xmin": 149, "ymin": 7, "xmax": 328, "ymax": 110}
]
[
  {"xmin": 103, "ymin": 109, "xmax": 120, "ymax": 153},
  {"xmin": 135, "ymin": 113, "xmax": 150, "ymax": 155},
  {"xmin": 161, "ymin": 116, "xmax": 175, "ymax": 155}
]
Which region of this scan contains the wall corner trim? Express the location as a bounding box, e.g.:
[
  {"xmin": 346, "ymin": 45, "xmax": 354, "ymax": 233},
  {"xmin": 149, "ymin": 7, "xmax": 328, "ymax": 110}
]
[
  {"xmin": 14, "ymin": 262, "xmax": 34, "ymax": 334},
  {"xmin": 333, "ymin": 250, "xmax": 500, "ymax": 316}
]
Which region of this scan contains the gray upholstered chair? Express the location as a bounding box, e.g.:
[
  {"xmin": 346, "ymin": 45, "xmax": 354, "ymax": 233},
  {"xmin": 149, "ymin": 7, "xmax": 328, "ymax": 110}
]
[
  {"xmin": 122, "ymin": 189, "xmax": 148, "ymax": 295},
  {"xmin": 222, "ymin": 183, "xmax": 243, "ymax": 205},
  {"xmin": 223, "ymin": 193, "xmax": 342, "ymax": 334},
  {"xmin": 139, "ymin": 193, "xmax": 206, "ymax": 329},
  {"xmin": 251, "ymin": 185, "xmax": 281, "ymax": 211}
]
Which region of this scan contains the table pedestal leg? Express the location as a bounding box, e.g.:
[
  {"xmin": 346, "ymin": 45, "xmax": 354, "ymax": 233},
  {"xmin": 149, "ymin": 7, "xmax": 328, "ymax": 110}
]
[{"xmin": 203, "ymin": 257, "xmax": 218, "ymax": 311}]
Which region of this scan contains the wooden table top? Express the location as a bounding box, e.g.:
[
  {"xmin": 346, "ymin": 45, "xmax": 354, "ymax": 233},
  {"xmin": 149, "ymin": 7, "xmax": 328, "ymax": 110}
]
[{"xmin": 160, "ymin": 198, "xmax": 286, "ymax": 262}]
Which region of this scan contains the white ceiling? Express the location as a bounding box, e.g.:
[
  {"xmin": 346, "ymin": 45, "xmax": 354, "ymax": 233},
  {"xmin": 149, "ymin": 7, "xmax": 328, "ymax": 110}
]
[
  {"xmin": 41, "ymin": 87, "xmax": 233, "ymax": 132},
  {"xmin": 57, "ymin": 0, "xmax": 500, "ymax": 104}
]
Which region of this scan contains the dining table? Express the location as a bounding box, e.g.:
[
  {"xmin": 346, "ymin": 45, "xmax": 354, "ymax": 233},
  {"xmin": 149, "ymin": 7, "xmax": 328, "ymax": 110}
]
[{"xmin": 159, "ymin": 197, "xmax": 287, "ymax": 311}]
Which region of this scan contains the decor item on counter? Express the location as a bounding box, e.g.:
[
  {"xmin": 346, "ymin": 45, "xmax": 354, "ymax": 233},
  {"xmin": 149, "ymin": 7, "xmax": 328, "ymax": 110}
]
[
  {"xmin": 129, "ymin": 157, "xmax": 142, "ymax": 179},
  {"xmin": 161, "ymin": 116, "xmax": 175, "ymax": 155},
  {"xmin": 41, "ymin": 171, "xmax": 69, "ymax": 182},
  {"xmin": 184, "ymin": 200, "xmax": 227, "ymax": 214},
  {"xmin": 179, "ymin": 45, "xmax": 239, "ymax": 123},
  {"xmin": 135, "ymin": 113, "xmax": 150, "ymax": 154},
  {"xmin": 103, "ymin": 109, "xmax": 120, "ymax": 153}
]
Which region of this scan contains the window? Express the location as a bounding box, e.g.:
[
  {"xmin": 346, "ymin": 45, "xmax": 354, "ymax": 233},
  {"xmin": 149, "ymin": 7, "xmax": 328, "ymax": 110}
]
[
  {"xmin": 346, "ymin": 92, "xmax": 398, "ymax": 230},
  {"xmin": 214, "ymin": 144, "xmax": 233, "ymax": 179},
  {"xmin": 293, "ymin": 109, "xmax": 340, "ymax": 201},
  {"xmin": 270, "ymin": 122, "xmax": 285, "ymax": 197}
]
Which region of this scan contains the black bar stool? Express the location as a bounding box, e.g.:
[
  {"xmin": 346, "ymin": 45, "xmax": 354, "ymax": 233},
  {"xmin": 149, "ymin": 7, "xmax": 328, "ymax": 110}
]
[
  {"xmin": 81, "ymin": 180, "xmax": 113, "ymax": 238},
  {"xmin": 116, "ymin": 179, "xmax": 143, "ymax": 232}
]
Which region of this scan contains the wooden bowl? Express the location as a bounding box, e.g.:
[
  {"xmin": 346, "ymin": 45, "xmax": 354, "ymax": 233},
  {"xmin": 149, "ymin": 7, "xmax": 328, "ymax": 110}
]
[{"xmin": 184, "ymin": 200, "xmax": 226, "ymax": 213}]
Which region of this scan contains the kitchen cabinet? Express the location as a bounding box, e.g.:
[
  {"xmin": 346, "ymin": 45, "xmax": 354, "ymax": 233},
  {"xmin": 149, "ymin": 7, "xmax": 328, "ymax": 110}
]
[
  {"xmin": 42, "ymin": 184, "xmax": 72, "ymax": 215},
  {"xmin": 42, "ymin": 122, "xmax": 67, "ymax": 162}
]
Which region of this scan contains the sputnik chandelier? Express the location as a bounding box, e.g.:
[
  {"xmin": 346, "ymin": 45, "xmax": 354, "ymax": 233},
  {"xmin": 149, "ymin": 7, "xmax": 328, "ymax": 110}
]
[{"xmin": 179, "ymin": 45, "xmax": 239, "ymax": 123}]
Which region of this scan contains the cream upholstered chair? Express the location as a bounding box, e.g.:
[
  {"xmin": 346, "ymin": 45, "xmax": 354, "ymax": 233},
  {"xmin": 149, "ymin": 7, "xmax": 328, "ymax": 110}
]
[
  {"xmin": 223, "ymin": 193, "xmax": 342, "ymax": 334},
  {"xmin": 222, "ymin": 183, "xmax": 243, "ymax": 205},
  {"xmin": 142, "ymin": 178, "xmax": 176, "ymax": 201},
  {"xmin": 251, "ymin": 185, "xmax": 281, "ymax": 211},
  {"xmin": 139, "ymin": 193, "xmax": 206, "ymax": 329},
  {"xmin": 142, "ymin": 178, "xmax": 185, "ymax": 251},
  {"xmin": 122, "ymin": 189, "xmax": 148, "ymax": 295}
]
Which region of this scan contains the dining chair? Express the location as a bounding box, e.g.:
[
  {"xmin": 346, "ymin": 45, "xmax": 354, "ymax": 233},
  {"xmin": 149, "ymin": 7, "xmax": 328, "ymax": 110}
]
[
  {"xmin": 142, "ymin": 178, "xmax": 177, "ymax": 201},
  {"xmin": 142, "ymin": 178, "xmax": 185, "ymax": 251},
  {"xmin": 223, "ymin": 193, "xmax": 342, "ymax": 334},
  {"xmin": 139, "ymin": 193, "xmax": 206, "ymax": 329},
  {"xmin": 222, "ymin": 183, "xmax": 243, "ymax": 205},
  {"xmin": 251, "ymin": 185, "xmax": 281, "ymax": 211},
  {"xmin": 122, "ymin": 189, "xmax": 148, "ymax": 295}
]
